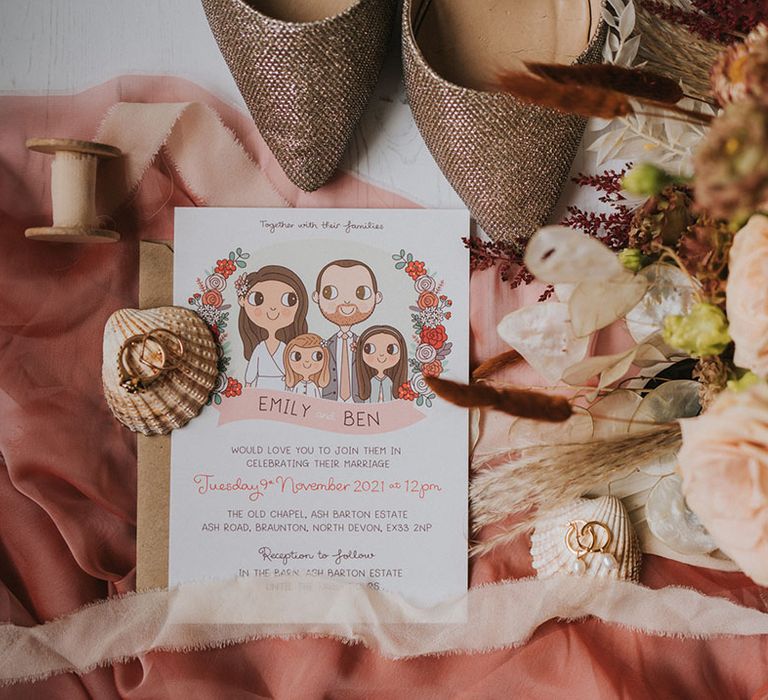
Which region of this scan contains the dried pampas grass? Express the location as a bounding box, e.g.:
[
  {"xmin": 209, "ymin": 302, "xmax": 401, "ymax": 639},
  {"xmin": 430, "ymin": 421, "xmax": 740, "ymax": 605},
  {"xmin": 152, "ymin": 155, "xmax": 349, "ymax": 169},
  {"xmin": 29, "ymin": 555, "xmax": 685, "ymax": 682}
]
[
  {"xmin": 470, "ymin": 422, "xmax": 682, "ymax": 556},
  {"xmin": 636, "ymin": 2, "xmax": 723, "ymax": 100}
]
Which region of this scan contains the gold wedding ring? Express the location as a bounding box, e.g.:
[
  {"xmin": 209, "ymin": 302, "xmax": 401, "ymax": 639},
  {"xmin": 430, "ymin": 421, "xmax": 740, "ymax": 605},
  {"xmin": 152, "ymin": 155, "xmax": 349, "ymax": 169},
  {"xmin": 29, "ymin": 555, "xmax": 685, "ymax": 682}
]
[
  {"xmin": 565, "ymin": 519, "xmax": 613, "ymax": 555},
  {"xmin": 118, "ymin": 328, "xmax": 185, "ymax": 393}
]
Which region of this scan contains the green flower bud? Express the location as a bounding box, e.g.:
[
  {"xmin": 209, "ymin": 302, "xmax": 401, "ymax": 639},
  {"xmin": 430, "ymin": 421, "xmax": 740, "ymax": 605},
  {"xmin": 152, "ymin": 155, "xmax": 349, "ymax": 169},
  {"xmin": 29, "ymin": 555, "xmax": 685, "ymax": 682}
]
[
  {"xmin": 663, "ymin": 302, "xmax": 731, "ymax": 358},
  {"xmin": 622, "ymin": 163, "xmax": 678, "ymax": 197},
  {"xmin": 727, "ymin": 371, "xmax": 760, "ymax": 393},
  {"xmin": 618, "ymin": 248, "xmax": 648, "ymax": 272}
]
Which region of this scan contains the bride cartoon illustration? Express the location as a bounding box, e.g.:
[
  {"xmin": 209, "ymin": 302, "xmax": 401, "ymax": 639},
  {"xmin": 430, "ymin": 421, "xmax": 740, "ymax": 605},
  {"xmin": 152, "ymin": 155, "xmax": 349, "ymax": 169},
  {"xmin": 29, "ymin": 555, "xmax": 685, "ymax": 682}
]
[
  {"xmin": 283, "ymin": 333, "xmax": 331, "ymax": 399},
  {"xmin": 237, "ymin": 265, "xmax": 308, "ymax": 390},
  {"xmin": 355, "ymin": 325, "xmax": 408, "ymax": 403}
]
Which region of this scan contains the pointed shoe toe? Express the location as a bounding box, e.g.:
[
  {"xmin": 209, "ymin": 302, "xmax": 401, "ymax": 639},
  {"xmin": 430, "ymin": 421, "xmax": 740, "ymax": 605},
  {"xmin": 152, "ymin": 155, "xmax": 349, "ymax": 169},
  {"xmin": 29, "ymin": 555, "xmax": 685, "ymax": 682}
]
[
  {"xmin": 202, "ymin": 0, "xmax": 397, "ymax": 192},
  {"xmin": 402, "ymin": 0, "xmax": 607, "ymax": 249}
]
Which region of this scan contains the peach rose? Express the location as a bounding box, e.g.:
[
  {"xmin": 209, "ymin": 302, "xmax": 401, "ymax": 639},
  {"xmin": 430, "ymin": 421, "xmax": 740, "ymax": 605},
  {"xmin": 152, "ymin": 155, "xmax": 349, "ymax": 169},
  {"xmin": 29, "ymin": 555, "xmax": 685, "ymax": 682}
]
[
  {"xmin": 727, "ymin": 214, "xmax": 768, "ymax": 376},
  {"xmin": 678, "ymin": 383, "xmax": 768, "ymax": 584}
]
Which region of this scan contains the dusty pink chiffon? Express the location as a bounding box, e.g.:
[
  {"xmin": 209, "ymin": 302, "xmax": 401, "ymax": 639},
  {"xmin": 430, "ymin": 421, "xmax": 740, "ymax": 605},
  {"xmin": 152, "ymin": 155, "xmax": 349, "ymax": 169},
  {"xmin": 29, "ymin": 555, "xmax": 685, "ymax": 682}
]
[{"xmin": 1, "ymin": 75, "xmax": 767, "ymax": 699}]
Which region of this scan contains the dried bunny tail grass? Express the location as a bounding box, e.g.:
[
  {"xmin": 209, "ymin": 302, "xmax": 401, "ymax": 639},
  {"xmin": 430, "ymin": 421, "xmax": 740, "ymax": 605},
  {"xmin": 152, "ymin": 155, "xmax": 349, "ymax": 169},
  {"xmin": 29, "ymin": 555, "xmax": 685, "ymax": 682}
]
[
  {"xmin": 498, "ymin": 71, "xmax": 633, "ymax": 119},
  {"xmin": 499, "ymin": 69, "xmax": 712, "ymax": 125},
  {"xmin": 472, "ymin": 350, "xmax": 522, "ymax": 380},
  {"xmin": 524, "ymin": 62, "xmax": 685, "ymax": 103},
  {"xmin": 469, "ymin": 422, "xmax": 683, "ymax": 554},
  {"xmin": 635, "ymin": 2, "xmax": 723, "ymax": 99},
  {"xmin": 426, "ymin": 377, "xmax": 572, "ymax": 422}
]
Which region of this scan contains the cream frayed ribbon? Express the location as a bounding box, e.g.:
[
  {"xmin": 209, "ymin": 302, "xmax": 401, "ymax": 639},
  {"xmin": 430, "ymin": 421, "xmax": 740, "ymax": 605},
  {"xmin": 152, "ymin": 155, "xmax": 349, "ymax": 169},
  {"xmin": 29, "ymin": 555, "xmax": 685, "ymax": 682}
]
[
  {"xmin": 2, "ymin": 574, "xmax": 768, "ymax": 686},
  {"xmin": 94, "ymin": 101, "xmax": 289, "ymax": 210}
]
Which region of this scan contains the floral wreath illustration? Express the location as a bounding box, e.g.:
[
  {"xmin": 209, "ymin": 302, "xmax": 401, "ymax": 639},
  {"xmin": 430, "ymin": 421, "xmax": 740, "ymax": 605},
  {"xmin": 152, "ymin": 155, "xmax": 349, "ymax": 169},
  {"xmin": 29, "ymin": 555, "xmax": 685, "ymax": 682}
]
[{"xmin": 188, "ymin": 248, "xmax": 453, "ymax": 408}]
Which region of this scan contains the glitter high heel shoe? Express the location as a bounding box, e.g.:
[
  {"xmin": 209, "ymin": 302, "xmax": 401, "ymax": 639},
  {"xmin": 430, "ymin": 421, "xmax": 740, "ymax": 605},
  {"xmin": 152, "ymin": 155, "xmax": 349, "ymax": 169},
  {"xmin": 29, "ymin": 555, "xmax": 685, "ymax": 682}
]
[
  {"xmin": 402, "ymin": 0, "xmax": 607, "ymax": 248},
  {"xmin": 202, "ymin": 0, "xmax": 397, "ymax": 192}
]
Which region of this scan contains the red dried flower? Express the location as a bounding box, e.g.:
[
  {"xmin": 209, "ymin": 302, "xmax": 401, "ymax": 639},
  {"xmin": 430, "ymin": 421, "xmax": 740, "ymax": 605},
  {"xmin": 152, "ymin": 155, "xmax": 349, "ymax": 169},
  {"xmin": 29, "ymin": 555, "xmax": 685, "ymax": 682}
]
[{"xmin": 643, "ymin": 0, "xmax": 764, "ymax": 43}]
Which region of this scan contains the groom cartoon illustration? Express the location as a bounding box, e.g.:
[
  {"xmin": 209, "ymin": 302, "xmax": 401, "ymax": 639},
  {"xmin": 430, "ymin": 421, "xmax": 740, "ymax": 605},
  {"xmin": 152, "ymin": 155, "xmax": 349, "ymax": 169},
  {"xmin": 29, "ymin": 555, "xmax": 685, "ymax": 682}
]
[{"xmin": 313, "ymin": 259, "xmax": 382, "ymax": 402}]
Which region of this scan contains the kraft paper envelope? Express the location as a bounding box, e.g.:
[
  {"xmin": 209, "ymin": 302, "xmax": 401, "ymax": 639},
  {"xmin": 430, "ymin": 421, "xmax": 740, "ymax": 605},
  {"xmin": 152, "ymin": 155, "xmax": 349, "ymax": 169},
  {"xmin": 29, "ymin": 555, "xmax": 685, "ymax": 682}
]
[{"xmin": 136, "ymin": 240, "xmax": 174, "ymax": 591}]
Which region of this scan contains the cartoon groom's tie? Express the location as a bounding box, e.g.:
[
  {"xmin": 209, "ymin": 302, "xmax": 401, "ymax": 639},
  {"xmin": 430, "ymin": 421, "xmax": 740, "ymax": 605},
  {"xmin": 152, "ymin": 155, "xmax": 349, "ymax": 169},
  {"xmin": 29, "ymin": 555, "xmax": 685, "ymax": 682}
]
[{"xmin": 339, "ymin": 331, "xmax": 351, "ymax": 401}]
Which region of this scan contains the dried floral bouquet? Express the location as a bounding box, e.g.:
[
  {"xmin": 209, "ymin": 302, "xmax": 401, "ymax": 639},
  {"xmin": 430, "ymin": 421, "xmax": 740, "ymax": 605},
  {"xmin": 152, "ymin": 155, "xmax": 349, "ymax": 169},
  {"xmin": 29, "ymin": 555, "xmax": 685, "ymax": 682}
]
[{"xmin": 438, "ymin": 4, "xmax": 768, "ymax": 585}]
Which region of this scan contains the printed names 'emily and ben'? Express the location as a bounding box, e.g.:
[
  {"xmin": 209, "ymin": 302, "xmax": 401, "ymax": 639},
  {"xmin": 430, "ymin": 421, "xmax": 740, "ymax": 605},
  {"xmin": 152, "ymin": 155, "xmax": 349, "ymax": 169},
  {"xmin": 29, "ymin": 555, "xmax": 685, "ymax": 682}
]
[{"xmin": 237, "ymin": 259, "xmax": 407, "ymax": 404}]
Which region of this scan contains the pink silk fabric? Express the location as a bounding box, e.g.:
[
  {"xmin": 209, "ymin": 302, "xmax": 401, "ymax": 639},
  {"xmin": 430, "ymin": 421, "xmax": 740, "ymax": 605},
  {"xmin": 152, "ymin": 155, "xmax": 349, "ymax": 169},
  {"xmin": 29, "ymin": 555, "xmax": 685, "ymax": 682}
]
[{"xmin": 1, "ymin": 75, "xmax": 767, "ymax": 699}]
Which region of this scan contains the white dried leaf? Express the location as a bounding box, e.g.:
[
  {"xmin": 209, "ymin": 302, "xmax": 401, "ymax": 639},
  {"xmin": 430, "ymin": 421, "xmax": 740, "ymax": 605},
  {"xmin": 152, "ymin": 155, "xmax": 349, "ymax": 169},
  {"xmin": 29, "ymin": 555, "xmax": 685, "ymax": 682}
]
[
  {"xmin": 562, "ymin": 346, "xmax": 639, "ymax": 388},
  {"xmin": 589, "ymin": 389, "xmax": 643, "ymax": 439},
  {"xmin": 626, "ymin": 380, "xmax": 700, "ymax": 475},
  {"xmin": 508, "ymin": 407, "xmax": 594, "ymax": 448},
  {"xmin": 554, "ymin": 283, "xmax": 577, "ymax": 303},
  {"xmin": 632, "ymin": 379, "xmax": 701, "ymax": 426},
  {"xmin": 603, "ymin": 7, "xmax": 619, "ymax": 28},
  {"xmin": 569, "ymin": 273, "xmax": 649, "ymax": 337},
  {"xmin": 632, "ymin": 341, "xmax": 673, "ymax": 368},
  {"xmin": 469, "ymin": 407, "xmax": 482, "ymax": 455},
  {"xmin": 619, "ymin": 1, "xmax": 636, "ymax": 39},
  {"xmin": 615, "ymin": 35, "xmax": 641, "ymax": 67},
  {"xmin": 626, "ymin": 263, "xmax": 697, "ymax": 343},
  {"xmin": 524, "ymin": 226, "xmax": 622, "ymax": 284},
  {"xmin": 588, "ymin": 116, "xmax": 614, "ymax": 132},
  {"xmin": 497, "ymin": 302, "xmax": 591, "ymax": 383}
]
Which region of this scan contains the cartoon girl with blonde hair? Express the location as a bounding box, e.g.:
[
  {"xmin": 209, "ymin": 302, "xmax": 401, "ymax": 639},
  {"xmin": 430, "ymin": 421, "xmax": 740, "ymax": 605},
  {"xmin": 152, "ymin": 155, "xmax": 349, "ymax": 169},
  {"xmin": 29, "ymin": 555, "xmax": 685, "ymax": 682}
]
[
  {"xmin": 283, "ymin": 333, "xmax": 331, "ymax": 399},
  {"xmin": 355, "ymin": 325, "xmax": 408, "ymax": 403},
  {"xmin": 237, "ymin": 265, "xmax": 308, "ymax": 390}
]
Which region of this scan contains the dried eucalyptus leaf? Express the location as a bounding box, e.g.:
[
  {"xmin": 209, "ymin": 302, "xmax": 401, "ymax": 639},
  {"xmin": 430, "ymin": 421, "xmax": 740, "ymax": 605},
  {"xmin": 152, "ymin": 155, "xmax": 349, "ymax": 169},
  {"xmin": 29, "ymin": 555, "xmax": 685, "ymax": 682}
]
[
  {"xmin": 497, "ymin": 302, "xmax": 591, "ymax": 383},
  {"xmin": 569, "ymin": 273, "xmax": 649, "ymax": 337},
  {"xmin": 632, "ymin": 342, "xmax": 672, "ymax": 368},
  {"xmin": 524, "ymin": 226, "xmax": 622, "ymax": 284},
  {"xmin": 632, "ymin": 379, "xmax": 701, "ymax": 425},
  {"xmin": 589, "ymin": 389, "xmax": 643, "ymax": 439},
  {"xmin": 562, "ymin": 346, "xmax": 638, "ymax": 388}
]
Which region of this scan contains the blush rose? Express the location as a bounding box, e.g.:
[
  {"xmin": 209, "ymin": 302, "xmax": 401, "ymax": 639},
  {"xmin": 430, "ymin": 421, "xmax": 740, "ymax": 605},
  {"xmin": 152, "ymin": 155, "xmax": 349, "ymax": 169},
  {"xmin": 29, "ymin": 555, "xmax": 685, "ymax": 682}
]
[
  {"xmin": 678, "ymin": 382, "xmax": 768, "ymax": 585},
  {"xmin": 727, "ymin": 214, "xmax": 768, "ymax": 376}
]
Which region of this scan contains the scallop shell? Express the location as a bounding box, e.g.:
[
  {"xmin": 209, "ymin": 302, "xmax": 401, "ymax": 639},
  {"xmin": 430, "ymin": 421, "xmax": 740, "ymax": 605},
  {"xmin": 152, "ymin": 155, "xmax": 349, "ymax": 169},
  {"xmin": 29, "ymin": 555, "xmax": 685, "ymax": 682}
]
[
  {"xmin": 645, "ymin": 475, "xmax": 717, "ymax": 555},
  {"xmin": 530, "ymin": 496, "xmax": 641, "ymax": 582},
  {"xmin": 102, "ymin": 307, "xmax": 217, "ymax": 435}
]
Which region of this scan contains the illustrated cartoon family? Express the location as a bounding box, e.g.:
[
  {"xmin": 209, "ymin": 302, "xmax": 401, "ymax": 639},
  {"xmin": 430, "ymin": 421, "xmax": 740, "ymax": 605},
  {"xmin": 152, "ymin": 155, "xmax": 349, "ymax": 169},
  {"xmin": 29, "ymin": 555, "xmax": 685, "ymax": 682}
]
[{"xmin": 236, "ymin": 260, "xmax": 408, "ymax": 403}]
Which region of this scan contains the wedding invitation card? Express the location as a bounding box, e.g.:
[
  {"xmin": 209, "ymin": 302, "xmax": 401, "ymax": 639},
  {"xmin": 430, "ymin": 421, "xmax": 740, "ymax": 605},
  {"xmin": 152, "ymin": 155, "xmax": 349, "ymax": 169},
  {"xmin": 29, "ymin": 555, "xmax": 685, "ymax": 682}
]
[{"xmin": 170, "ymin": 208, "xmax": 469, "ymax": 617}]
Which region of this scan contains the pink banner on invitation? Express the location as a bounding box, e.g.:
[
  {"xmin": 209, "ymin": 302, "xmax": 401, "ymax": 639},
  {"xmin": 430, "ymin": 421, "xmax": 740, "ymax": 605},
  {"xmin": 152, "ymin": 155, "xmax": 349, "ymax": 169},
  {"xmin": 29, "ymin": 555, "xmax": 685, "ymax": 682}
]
[{"xmin": 216, "ymin": 389, "xmax": 425, "ymax": 434}]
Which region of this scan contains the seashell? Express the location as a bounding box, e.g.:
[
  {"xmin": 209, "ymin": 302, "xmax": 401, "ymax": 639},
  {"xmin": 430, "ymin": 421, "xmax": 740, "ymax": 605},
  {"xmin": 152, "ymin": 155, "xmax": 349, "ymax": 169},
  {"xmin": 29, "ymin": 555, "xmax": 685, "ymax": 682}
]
[
  {"xmin": 102, "ymin": 307, "xmax": 217, "ymax": 435},
  {"xmin": 530, "ymin": 496, "xmax": 641, "ymax": 582},
  {"xmin": 645, "ymin": 475, "xmax": 717, "ymax": 556}
]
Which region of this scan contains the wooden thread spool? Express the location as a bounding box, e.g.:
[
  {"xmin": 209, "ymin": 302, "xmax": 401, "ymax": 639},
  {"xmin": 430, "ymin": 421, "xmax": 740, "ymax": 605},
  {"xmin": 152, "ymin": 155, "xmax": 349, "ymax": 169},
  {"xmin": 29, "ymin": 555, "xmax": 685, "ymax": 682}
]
[{"xmin": 25, "ymin": 137, "xmax": 121, "ymax": 243}]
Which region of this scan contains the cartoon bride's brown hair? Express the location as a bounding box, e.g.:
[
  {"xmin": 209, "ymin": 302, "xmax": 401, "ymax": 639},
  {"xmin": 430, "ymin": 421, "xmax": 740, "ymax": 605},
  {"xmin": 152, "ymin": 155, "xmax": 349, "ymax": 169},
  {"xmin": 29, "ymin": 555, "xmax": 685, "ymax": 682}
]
[
  {"xmin": 355, "ymin": 325, "xmax": 408, "ymax": 401},
  {"xmin": 238, "ymin": 265, "xmax": 308, "ymax": 360}
]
